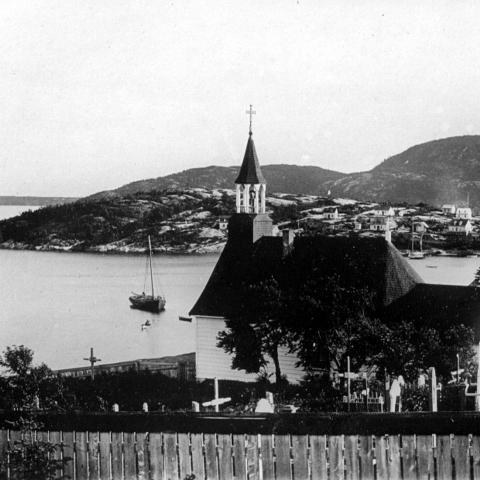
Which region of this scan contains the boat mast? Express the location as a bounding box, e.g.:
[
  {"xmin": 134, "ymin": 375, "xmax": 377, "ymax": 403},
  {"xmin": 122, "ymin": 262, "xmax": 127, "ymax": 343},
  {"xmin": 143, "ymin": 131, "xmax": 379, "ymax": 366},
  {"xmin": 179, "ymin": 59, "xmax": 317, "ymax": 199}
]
[
  {"xmin": 148, "ymin": 235, "xmax": 154, "ymax": 298},
  {"xmin": 411, "ymin": 222, "xmax": 415, "ymax": 252}
]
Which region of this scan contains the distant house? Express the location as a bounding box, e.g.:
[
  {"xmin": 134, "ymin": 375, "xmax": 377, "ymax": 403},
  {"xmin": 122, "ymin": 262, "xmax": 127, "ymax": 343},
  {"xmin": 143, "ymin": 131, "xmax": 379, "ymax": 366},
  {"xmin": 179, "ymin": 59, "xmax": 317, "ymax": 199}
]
[
  {"xmin": 215, "ymin": 217, "xmax": 229, "ymax": 231},
  {"xmin": 448, "ymin": 219, "xmax": 473, "ymax": 235},
  {"xmin": 322, "ymin": 208, "xmax": 339, "ymax": 220},
  {"xmin": 373, "ymin": 208, "xmax": 395, "ymax": 217},
  {"xmin": 442, "ymin": 204, "xmax": 456, "ymax": 216},
  {"xmin": 354, "ymin": 217, "xmax": 369, "ymax": 231},
  {"xmin": 370, "ymin": 217, "xmax": 397, "ymax": 232},
  {"xmin": 456, "ymin": 208, "xmax": 472, "ymax": 220},
  {"xmin": 414, "ymin": 222, "xmax": 429, "ymax": 233}
]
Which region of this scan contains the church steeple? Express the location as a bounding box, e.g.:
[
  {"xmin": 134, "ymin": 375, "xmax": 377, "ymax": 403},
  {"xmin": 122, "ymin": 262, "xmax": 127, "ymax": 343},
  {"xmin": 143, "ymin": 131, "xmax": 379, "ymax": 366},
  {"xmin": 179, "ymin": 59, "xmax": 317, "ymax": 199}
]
[{"xmin": 234, "ymin": 105, "xmax": 267, "ymax": 214}]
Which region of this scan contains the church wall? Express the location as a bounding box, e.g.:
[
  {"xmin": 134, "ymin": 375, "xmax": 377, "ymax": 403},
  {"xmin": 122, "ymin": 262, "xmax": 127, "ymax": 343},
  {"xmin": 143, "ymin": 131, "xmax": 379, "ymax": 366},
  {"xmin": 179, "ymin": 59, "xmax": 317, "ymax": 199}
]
[{"xmin": 195, "ymin": 315, "xmax": 305, "ymax": 384}]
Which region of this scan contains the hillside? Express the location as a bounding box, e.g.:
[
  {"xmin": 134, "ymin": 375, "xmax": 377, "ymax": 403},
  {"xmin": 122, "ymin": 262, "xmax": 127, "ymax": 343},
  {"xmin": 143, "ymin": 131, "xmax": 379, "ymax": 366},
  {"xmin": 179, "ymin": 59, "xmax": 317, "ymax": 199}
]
[
  {"xmin": 90, "ymin": 164, "xmax": 344, "ymax": 199},
  {"xmin": 0, "ymin": 188, "xmax": 334, "ymax": 254},
  {"xmin": 327, "ymin": 135, "xmax": 480, "ymax": 206}
]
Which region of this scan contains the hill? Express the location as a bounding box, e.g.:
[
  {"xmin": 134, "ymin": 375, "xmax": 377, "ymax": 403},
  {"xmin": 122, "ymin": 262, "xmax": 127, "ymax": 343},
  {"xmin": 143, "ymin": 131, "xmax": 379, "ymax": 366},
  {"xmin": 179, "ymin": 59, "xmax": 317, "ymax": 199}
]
[
  {"xmin": 327, "ymin": 135, "xmax": 480, "ymax": 206},
  {"xmin": 90, "ymin": 164, "xmax": 344, "ymax": 199}
]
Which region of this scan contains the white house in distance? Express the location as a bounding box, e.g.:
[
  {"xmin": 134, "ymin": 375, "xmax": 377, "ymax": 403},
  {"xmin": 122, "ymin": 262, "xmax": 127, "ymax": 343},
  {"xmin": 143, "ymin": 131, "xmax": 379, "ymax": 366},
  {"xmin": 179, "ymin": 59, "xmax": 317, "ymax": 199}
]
[
  {"xmin": 456, "ymin": 208, "xmax": 473, "ymax": 220},
  {"xmin": 442, "ymin": 204, "xmax": 456, "ymax": 216},
  {"xmin": 448, "ymin": 219, "xmax": 473, "ymax": 235},
  {"xmin": 370, "ymin": 216, "xmax": 397, "ymax": 232},
  {"xmin": 322, "ymin": 208, "xmax": 339, "ymax": 220},
  {"xmin": 373, "ymin": 207, "xmax": 395, "ymax": 217}
]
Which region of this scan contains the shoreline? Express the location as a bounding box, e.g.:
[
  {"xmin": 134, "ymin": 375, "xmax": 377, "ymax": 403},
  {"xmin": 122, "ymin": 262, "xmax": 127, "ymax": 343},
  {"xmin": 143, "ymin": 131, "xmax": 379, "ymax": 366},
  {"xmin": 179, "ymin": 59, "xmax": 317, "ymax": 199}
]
[{"xmin": 0, "ymin": 240, "xmax": 226, "ymax": 256}]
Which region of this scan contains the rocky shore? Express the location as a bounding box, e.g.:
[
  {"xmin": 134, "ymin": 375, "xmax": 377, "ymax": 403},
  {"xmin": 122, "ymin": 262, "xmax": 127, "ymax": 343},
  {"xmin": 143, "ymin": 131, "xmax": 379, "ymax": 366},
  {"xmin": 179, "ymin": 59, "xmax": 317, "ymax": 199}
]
[{"xmin": 0, "ymin": 239, "xmax": 226, "ymax": 255}]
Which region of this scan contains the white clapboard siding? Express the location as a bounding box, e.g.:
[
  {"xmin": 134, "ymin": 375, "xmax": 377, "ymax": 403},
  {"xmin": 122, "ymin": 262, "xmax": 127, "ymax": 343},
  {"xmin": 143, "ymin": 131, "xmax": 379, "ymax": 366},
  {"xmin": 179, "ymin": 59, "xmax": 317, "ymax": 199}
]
[{"xmin": 195, "ymin": 316, "xmax": 304, "ymax": 383}]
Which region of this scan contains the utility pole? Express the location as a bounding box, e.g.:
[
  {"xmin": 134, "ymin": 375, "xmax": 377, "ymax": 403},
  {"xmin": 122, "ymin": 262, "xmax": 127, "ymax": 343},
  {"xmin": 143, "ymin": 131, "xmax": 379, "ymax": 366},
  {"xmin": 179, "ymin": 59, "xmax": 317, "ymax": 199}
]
[{"xmin": 83, "ymin": 347, "xmax": 101, "ymax": 380}]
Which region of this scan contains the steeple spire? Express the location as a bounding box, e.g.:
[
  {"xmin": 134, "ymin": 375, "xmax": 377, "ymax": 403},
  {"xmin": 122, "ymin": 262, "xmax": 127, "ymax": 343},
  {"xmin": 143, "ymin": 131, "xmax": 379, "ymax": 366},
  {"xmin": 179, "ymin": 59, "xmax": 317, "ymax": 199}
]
[{"xmin": 234, "ymin": 105, "xmax": 266, "ymax": 214}]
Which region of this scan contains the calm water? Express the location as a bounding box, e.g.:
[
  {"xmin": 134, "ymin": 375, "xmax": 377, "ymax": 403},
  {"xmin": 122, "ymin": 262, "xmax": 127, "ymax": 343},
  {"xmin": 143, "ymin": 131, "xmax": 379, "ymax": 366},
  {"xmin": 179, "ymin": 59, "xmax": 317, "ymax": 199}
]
[
  {"xmin": 1, "ymin": 245, "xmax": 479, "ymax": 370},
  {"xmin": 0, "ymin": 250, "xmax": 218, "ymax": 369},
  {"xmin": 0, "ymin": 205, "xmax": 40, "ymax": 220}
]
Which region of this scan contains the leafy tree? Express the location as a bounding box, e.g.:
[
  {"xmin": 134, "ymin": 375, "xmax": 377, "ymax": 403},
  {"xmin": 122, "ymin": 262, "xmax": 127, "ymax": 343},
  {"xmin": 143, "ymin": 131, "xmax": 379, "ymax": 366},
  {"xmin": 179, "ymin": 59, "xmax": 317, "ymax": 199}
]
[
  {"xmin": 285, "ymin": 274, "xmax": 378, "ymax": 374},
  {"xmin": 362, "ymin": 321, "xmax": 475, "ymax": 382},
  {"xmin": 217, "ymin": 277, "xmax": 289, "ymax": 385},
  {"xmin": 0, "ymin": 345, "xmax": 63, "ymax": 410}
]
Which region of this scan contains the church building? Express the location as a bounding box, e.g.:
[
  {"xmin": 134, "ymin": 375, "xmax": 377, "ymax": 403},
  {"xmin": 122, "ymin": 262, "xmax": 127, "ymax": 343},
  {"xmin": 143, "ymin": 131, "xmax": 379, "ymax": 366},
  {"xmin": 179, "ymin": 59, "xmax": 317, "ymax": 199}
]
[{"xmin": 189, "ymin": 113, "xmax": 480, "ymax": 383}]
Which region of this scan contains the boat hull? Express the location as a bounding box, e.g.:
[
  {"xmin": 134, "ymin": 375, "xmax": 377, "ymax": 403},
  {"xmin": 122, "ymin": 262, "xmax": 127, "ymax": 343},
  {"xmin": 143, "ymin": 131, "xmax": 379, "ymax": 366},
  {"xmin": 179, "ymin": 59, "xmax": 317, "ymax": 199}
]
[{"xmin": 129, "ymin": 294, "xmax": 166, "ymax": 313}]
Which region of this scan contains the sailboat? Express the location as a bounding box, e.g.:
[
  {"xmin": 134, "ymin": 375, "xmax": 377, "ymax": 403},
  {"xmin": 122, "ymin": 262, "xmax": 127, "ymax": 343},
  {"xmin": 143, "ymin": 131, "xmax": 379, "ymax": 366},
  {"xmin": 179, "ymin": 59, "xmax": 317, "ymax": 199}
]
[
  {"xmin": 129, "ymin": 236, "xmax": 166, "ymax": 313},
  {"xmin": 408, "ymin": 223, "xmax": 425, "ymax": 260}
]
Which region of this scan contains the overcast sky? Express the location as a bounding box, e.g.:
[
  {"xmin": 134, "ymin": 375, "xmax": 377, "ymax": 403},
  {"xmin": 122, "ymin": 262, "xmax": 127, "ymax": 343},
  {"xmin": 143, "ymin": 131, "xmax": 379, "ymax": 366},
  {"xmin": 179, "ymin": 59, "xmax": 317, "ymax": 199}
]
[{"xmin": 1, "ymin": 1, "xmax": 480, "ymax": 196}]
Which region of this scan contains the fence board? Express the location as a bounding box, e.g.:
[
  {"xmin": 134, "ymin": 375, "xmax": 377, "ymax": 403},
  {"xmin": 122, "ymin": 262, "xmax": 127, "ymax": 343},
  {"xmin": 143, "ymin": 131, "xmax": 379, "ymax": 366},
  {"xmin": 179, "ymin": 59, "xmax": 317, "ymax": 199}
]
[
  {"xmin": 260, "ymin": 435, "xmax": 274, "ymax": 480},
  {"xmin": 88, "ymin": 431, "xmax": 100, "ymax": 480},
  {"xmin": 291, "ymin": 435, "xmax": 308, "ymax": 480},
  {"xmin": 98, "ymin": 432, "xmax": 111, "ymax": 480},
  {"xmin": 111, "ymin": 431, "xmax": 123, "ymax": 480},
  {"xmin": 178, "ymin": 433, "xmax": 191, "ymax": 479},
  {"xmin": 164, "ymin": 432, "xmax": 178, "ymax": 480},
  {"xmin": 205, "ymin": 433, "xmax": 218, "ymax": 480},
  {"xmin": 436, "ymin": 435, "xmax": 452, "ymax": 480},
  {"xmin": 218, "ymin": 433, "xmax": 233, "ymax": 480},
  {"xmin": 452, "ymin": 435, "xmax": 470, "ymax": 480},
  {"xmin": 329, "ymin": 435, "xmax": 343, "ymax": 480},
  {"xmin": 75, "ymin": 431, "xmax": 88, "ymax": 480},
  {"xmin": 387, "ymin": 435, "xmax": 401, "ymax": 480},
  {"xmin": 246, "ymin": 434, "xmax": 259, "ymax": 480},
  {"xmin": 191, "ymin": 433, "xmax": 205, "ymax": 480},
  {"xmin": 63, "ymin": 431, "xmax": 75, "ymax": 480},
  {"xmin": 232, "ymin": 434, "xmax": 246, "ymax": 480},
  {"xmin": 345, "ymin": 435, "xmax": 359, "ymax": 480},
  {"xmin": 275, "ymin": 435, "xmax": 291, "ymax": 480},
  {"xmin": 374, "ymin": 435, "xmax": 388, "ymax": 480},
  {"xmin": 310, "ymin": 435, "xmax": 327, "ymax": 480},
  {"xmin": 136, "ymin": 433, "xmax": 148, "ymax": 480},
  {"xmin": 472, "ymin": 435, "xmax": 480, "ymax": 480},
  {"xmin": 124, "ymin": 432, "xmax": 137, "ymax": 480},
  {"xmin": 416, "ymin": 435, "xmax": 433, "ymax": 480},
  {"xmin": 359, "ymin": 435, "xmax": 374, "ymax": 480},
  {"xmin": 49, "ymin": 431, "xmax": 63, "ymax": 479},
  {"xmin": 402, "ymin": 435, "xmax": 416, "ymax": 480},
  {"xmin": 149, "ymin": 433, "xmax": 164, "ymax": 480}
]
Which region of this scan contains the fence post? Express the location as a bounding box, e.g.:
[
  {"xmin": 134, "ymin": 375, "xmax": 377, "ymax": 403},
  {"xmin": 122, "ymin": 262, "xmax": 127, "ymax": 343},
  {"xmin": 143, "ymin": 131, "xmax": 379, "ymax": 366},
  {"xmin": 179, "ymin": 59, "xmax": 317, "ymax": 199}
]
[
  {"xmin": 429, "ymin": 367, "xmax": 437, "ymax": 412},
  {"xmin": 476, "ymin": 342, "xmax": 480, "ymax": 412}
]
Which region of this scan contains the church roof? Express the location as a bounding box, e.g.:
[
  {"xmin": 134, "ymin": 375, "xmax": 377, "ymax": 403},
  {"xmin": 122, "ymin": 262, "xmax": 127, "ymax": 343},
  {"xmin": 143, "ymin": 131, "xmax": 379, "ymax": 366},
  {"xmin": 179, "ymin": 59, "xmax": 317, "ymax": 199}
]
[
  {"xmin": 234, "ymin": 135, "xmax": 266, "ymax": 184},
  {"xmin": 189, "ymin": 235, "xmax": 424, "ymax": 317},
  {"xmin": 383, "ymin": 283, "xmax": 480, "ymax": 336}
]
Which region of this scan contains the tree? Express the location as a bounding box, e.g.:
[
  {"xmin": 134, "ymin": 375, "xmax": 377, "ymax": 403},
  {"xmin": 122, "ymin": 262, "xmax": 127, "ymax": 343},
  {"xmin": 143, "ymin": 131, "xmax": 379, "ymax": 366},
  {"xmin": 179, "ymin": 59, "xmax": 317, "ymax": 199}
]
[
  {"xmin": 362, "ymin": 321, "xmax": 475, "ymax": 382},
  {"xmin": 217, "ymin": 277, "xmax": 289, "ymax": 385},
  {"xmin": 0, "ymin": 345, "xmax": 63, "ymax": 410},
  {"xmin": 285, "ymin": 273, "xmax": 378, "ymax": 374}
]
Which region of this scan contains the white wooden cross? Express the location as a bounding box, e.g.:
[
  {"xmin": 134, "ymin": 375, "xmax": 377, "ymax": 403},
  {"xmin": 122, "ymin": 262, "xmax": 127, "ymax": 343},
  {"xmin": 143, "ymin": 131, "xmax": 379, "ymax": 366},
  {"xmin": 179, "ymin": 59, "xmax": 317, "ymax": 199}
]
[{"xmin": 201, "ymin": 377, "xmax": 231, "ymax": 412}]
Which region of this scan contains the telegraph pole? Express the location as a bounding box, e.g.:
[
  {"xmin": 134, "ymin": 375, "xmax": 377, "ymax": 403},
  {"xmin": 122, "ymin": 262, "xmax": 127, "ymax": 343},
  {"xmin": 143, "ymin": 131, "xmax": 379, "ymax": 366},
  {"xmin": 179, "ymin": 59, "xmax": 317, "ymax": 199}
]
[{"xmin": 83, "ymin": 347, "xmax": 101, "ymax": 380}]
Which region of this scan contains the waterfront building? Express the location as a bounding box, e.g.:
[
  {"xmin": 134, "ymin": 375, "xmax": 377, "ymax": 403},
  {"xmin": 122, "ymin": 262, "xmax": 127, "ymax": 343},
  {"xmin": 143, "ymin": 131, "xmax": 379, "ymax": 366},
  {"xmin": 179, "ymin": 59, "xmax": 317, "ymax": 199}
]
[
  {"xmin": 456, "ymin": 207, "xmax": 473, "ymax": 220},
  {"xmin": 448, "ymin": 219, "xmax": 473, "ymax": 236},
  {"xmin": 369, "ymin": 216, "xmax": 397, "ymax": 232},
  {"xmin": 442, "ymin": 204, "xmax": 456, "ymax": 216}
]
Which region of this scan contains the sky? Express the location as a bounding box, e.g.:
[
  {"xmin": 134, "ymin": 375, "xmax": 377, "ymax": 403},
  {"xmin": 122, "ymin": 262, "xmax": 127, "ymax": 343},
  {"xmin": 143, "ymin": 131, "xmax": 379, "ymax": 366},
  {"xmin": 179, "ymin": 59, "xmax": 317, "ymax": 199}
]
[{"xmin": 1, "ymin": 1, "xmax": 480, "ymax": 197}]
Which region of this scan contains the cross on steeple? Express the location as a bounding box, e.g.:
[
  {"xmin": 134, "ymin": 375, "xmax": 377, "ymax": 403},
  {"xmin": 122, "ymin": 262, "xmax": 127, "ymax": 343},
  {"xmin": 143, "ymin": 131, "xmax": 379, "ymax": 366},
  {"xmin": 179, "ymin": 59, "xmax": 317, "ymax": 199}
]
[
  {"xmin": 83, "ymin": 347, "xmax": 101, "ymax": 380},
  {"xmin": 246, "ymin": 104, "xmax": 256, "ymax": 135}
]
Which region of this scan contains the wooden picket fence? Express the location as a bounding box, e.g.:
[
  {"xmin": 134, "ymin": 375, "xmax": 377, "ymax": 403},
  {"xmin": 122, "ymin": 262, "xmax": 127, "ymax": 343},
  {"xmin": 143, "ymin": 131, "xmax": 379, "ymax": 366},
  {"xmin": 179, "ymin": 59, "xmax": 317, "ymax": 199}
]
[{"xmin": 3, "ymin": 428, "xmax": 480, "ymax": 479}]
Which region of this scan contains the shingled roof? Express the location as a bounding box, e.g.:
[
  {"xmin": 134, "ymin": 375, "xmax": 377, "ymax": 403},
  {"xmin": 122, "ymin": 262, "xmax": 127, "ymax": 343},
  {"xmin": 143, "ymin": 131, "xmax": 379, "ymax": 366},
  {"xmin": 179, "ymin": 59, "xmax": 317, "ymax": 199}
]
[
  {"xmin": 383, "ymin": 283, "xmax": 480, "ymax": 335},
  {"xmin": 190, "ymin": 235, "xmax": 424, "ymax": 317},
  {"xmin": 234, "ymin": 134, "xmax": 266, "ymax": 184}
]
